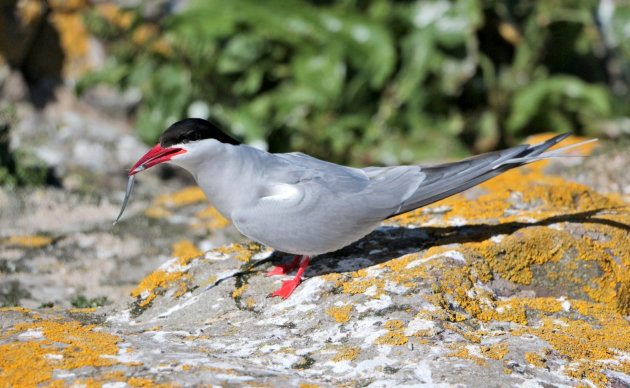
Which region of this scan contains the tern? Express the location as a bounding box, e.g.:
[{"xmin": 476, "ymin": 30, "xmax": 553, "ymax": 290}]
[{"xmin": 120, "ymin": 118, "xmax": 595, "ymax": 299}]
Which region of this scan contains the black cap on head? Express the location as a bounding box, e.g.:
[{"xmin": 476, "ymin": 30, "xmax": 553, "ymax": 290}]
[{"xmin": 159, "ymin": 118, "xmax": 240, "ymax": 148}]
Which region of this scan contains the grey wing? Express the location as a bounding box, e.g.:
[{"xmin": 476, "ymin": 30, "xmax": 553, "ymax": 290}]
[
  {"xmin": 279, "ymin": 153, "xmax": 427, "ymax": 218},
  {"xmin": 230, "ymin": 153, "xmax": 379, "ymax": 254},
  {"xmin": 389, "ymin": 133, "xmax": 572, "ymax": 217},
  {"xmin": 273, "ymin": 152, "xmax": 370, "ymax": 192},
  {"xmin": 230, "ymin": 153, "xmax": 425, "ymax": 254}
]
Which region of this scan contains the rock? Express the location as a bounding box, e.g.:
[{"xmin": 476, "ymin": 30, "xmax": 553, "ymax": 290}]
[
  {"xmin": 0, "ymin": 0, "xmax": 103, "ymax": 107},
  {"xmin": 1, "ymin": 142, "xmax": 629, "ymax": 387}
]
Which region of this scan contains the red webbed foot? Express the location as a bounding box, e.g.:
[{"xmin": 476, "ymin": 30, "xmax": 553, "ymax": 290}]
[{"xmin": 268, "ymin": 256, "xmax": 310, "ymax": 299}]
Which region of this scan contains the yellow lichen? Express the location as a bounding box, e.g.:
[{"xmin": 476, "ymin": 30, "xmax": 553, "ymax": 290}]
[
  {"xmin": 326, "ymin": 305, "xmax": 352, "ymax": 323},
  {"xmin": 342, "ymin": 278, "xmax": 385, "ymax": 297},
  {"xmin": 171, "ymin": 239, "xmax": 202, "ymax": 264},
  {"xmin": 374, "ymin": 331, "xmax": 408, "ymax": 346},
  {"xmin": 524, "ymin": 351, "xmax": 546, "ymax": 368},
  {"xmin": 331, "ymin": 345, "xmax": 360, "ymax": 362},
  {"xmin": 0, "ymin": 320, "xmax": 121, "ymax": 386},
  {"xmin": 154, "ymin": 187, "xmax": 206, "ymax": 207},
  {"xmin": 232, "ymin": 284, "xmax": 248, "ymax": 298},
  {"xmin": 510, "ymin": 303, "xmax": 630, "ymax": 387},
  {"xmin": 144, "ymin": 206, "xmax": 172, "ymax": 219},
  {"xmin": 481, "ymin": 343, "xmax": 509, "ymax": 360},
  {"xmin": 194, "ymin": 206, "xmax": 230, "ymax": 230},
  {"xmin": 68, "ymin": 307, "xmax": 97, "ymax": 313},
  {"xmin": 131, "ymin": 240, "xmax": 203, "ymax": 305},
  {"xmin": 444, "ymin": 343, "xmax": 487, "ymax": 367},
  {"xmin": 2, "ymin": 235, "xmax": 52, "ymax": 248},
  {"xmin": 384, "ymin": 320, "xmax": 403, "ymax": 330},
  {"xmin": 0, "ymin": 306, "xmax": 32, "ymax": 313},
  {"xmin": 214, "ymin": 243, "xmax": 264, "ymax": 262},
  {"xmin": 375, "ymin": 320, "xmax": 410, "ymax": 346}
]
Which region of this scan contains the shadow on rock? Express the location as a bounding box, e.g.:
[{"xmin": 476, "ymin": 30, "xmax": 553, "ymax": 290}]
[{"xmin": 257, "ymin": 208, "xmax": 630, "ymax": 279}]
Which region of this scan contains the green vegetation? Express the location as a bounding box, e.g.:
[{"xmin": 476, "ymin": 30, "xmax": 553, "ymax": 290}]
[
  {"xmin": 80, "ymin": 0, "xmax": 630, "ymax": 165},
  {"xmin": 0, "ymin": 105, "xmax": 50, "ymax": 186},
  {"xmin": 70, "ymin": 294, "xmax": 108, "ymax": 308}
]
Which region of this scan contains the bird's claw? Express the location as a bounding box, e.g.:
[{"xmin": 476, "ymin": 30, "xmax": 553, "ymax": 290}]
[{"xmin": 269, "ymin": 278, "xmax": 302, "ymax": 299}]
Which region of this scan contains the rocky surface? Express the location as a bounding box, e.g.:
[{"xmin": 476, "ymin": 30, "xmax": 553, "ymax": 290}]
[
  {"xmin": 2, "ymin": 1, "xmax": 629, "ymax": 386},
  {"xmin": 1, "ymin": 105, "xmax": 629, "ymax": 386}
]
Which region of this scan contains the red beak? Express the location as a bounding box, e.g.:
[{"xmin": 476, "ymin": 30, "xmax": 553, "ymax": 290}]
[{"xmin": 128, "ymin": 144, "xmax": 186, "ymax": 176}]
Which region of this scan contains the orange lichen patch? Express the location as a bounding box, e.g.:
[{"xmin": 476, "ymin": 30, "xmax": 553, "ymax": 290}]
[
  {"xmin": 326, "ymin": 305, "xmax": 353, "ymax": 323},
  {"xmin": 517, "ymin": 297, "xmax": 565, "ymax": 314},
  {"xmin": 375, "ymin": 319, "xmax": 409, "ymax": 346},
  {"xmin": 2, "ymin": 235, "xmax": 52, "ymax": 248},
  {"xmin": 144, "ymin": 206, "xmax": 172, "ymax": 219},
  {"xmin": 384, "ymin": 320, "xmax": 403, "ymax": 330},
  {"xmin": 469, "ymin": 226, "xmax": 573, "ymax": 285},
  {"xmin": 510, "ymin": 301, "xmax": 630, "ymax": 388},
  {"xmin": 442, "ymin": 322, "xmax": 482, "ymax": 343},
  {"xmin": 299, "ymin": 383, "xmax": 325, "ymax": 388},
  {"xmin": 321, "ymin": 273, "xmax": 345, "ymax": 287},
  {"xmin": 331, "ymin": 345, "xmax": 360, "ymax": 362},
  {"xmin": 128, "ymin": 377, "xmax": 167, "ymax": 387},
  {"xmin": 214, "ymin": 242, "xmax": 264, "ymax": 262},
  {"xmin": 444, "ymin": 343, "xmax": 488, "ymax": 367},
  {"xmin": 154, "ymin": 187, "xmax": 207, "ymax": 207},
  {"xmin": 481, "ymin": 343, "xmax": 509, "ymax": 360},
  {"xmin": 340, "ymin": 255, "xmax": 434, "ymax": 298},
  {"xmin": 132, "ymin": 268, "xmax": 190, "ymax": 305},
  {"xmin": 145, "ymin": 187, "xmax": 209, "ymax": 220},
  {"xmin": 171, "ymin": 239, "xmax": 203, "ymax": 264},
  {"xmin": 68, "ymin": 307, "xmax": 97, "ymax": 313},
  {"xmin": 424, "ymin": 261, "xmax": 531, "ymax": 325},
  {"xmin": 374, "ymin": 330, "xmax": 408, "ymax": 346},
  {"xmin": 0, "ymin": 306, "xmax": 32, "ymax": 313},
  {"xmin": 131, "ymin": 240, "xmax": 204, "ymax": 305},
  {"xmin": 342, "ymin": 277, "xmax": 385, "ymax": 297},
  {"xmin": 524, "ymin": 351, "xmax": 546, "ymax": 368},
  {"xmin": 50, "ymin": 11, "xmax": 88, "ymax": 58},
  {"xmin": 232, "ymin": 284, "xmax": 248, "ymax": 298},
  {"xmin": 194, "ymin": 205, "xmax": 230, "ymax": 229},
  {"xmin": 0, "ymin": 320, "xmax": 121, "ymax": 386}
]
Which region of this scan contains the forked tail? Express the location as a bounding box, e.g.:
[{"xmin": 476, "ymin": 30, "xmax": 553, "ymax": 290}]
[{"xmin": 389, "ymin": 134, "xmax": 597, "ymax": 218}]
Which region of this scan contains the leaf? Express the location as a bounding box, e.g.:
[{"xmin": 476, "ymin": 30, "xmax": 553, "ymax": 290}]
[
  {"xmin": 507, "ymin": 75, "xmax": 612, "ymax": 133},
  {"xmin": 394, "ymin": 29, "xmax": 434, "ymax": 102}
]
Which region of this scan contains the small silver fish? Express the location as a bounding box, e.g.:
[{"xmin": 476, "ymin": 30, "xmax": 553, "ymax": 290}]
[{"xmin": 113, "ymin": 174, "xmax": 136, "ymax": 225}]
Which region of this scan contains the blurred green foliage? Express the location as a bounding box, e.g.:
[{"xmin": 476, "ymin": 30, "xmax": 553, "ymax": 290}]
[
  {"xmin": 70, "ymin": 294, "xmax": 108, "ymax": 308},
  {"xmin": 0, "ymin": 105, "xmax": 49, "ymax": 186},
  {"xmin": 79, "ymin": 0, "xmax": 630, "ymax": 165}
]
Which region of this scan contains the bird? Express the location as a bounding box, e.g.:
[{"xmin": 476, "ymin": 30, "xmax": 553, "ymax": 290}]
[{"xmin": 125, "ymin": 118, "xmax": 595, "ymax": 299}]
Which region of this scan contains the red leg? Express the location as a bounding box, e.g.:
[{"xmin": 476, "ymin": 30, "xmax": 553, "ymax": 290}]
[
  {"xmin": 266, "ymin": 255, "xmax": 301, "ymax": 276},
  {"xmin": 269, "ymin": 256, "xmax": 310, "ymax": 299}
]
